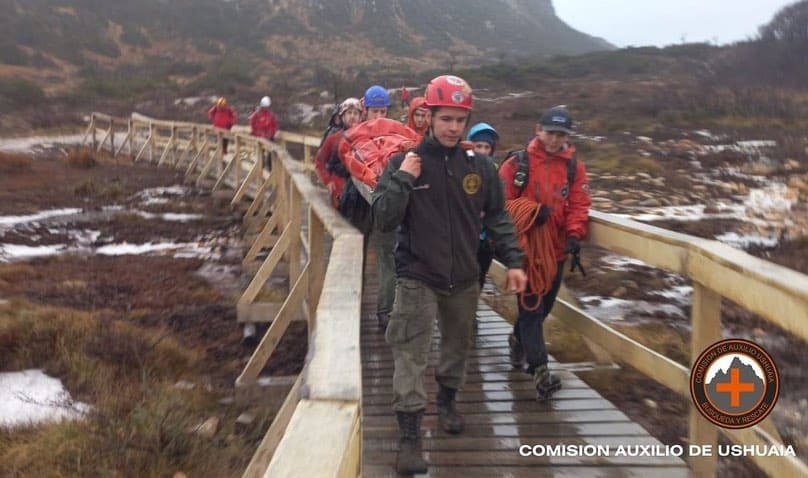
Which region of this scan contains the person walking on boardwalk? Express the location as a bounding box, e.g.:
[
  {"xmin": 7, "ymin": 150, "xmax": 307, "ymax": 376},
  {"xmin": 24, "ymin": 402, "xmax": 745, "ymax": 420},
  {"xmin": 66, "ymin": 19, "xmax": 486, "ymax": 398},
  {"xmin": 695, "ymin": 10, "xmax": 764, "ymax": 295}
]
[
  {"xmin": 372, "ymin": 74, "xmax": 527, "ymax": 475},
  {"xmin": 339, "ymin": 85, "xmax": 397, "ymax": 331},
  {"xmin": 208, "ymin": 96, "xmax": 237, "ymax": 153},
  {"xmin": 313, "ymin": 97, "xmax": 363, "ymax": 207},
  {"xmin": 497, "ymin": 106, "xmax": 591, "ymax": 401},
  {"xmin": 249, "ymin": 96, "xmax": 278, "ymax": 169},
  {"xmin": 467, "ymin": 122, "xmax": 501, "ymax": 290},
  {"xmin": 249, "ymin": 96, "xmax": 278, "ymax": 141}
]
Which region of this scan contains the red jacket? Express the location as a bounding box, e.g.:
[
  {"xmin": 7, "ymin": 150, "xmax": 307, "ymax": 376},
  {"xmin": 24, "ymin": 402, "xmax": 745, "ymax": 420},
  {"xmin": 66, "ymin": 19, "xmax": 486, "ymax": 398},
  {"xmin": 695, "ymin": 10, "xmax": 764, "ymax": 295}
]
[
  {"xmin": 208, "ymin": 105, "xmax": 237, "ymax": 130},
  {"xmin": 499, "ymin": 137, "xmax": 591, "ymax": 260},
  {"xmin": 249, "ymin": 108, "xmax": 278, "ymax": 140},
  {"xmin": 314, "ymin": 130, "xmax": 347, "ymax": 208},
  {"xmin": 406, "ymin": 97, "xmax": 429, "ymax": 136}
]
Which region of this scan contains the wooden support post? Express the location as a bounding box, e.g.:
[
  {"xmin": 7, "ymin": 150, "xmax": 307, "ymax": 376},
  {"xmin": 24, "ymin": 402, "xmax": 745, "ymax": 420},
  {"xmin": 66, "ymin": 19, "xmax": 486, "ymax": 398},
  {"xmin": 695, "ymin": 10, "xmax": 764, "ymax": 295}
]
[
  {"xmin": 91, "ymin": 115, "xmax": 97, "ymax": 150},
  {"xmin": 109, "ymin": 118, "xmax": 115, "ymax": 155},
  {"xmin": 243, "ymin": 213, "xmax": 281, "ymax": 266},
  {"xmin": 237, "ymin": 263, "xmax": 309, "ymax": 384},
  {"xmin": 81, "ymin": 114, "xmax": 95, "ymax": 147},
  {"xmin": 307, "ymin": 210, "xmax": 325, "ymax": 320},
  {"xmin": 232, "ymin": 156, "xmax": 263, "ymax": 207},
  {"xmin": 244, "ymin": 173, "xmax": 274, "ymax": 220},
  {"xmin": 287, "ymin": 186, "xmax": 303, "ymax": 286},
  {"xmin": 240, "ymin": 224, "xmax": 292, "ymax": 305},
  {"xmin": 688, "ymin": 282, "xmax": 722, "ymax": 477},
  {"xmin": 233, "ymin": 135, "xmax": 242, "ymax": 186},
  {"xmin": 148, "ymin": 123, "xmax": 155, "ymax": 163},
  {"xmin": 185, "ymin": 136, "xmax": 210, "ymax": 177}
]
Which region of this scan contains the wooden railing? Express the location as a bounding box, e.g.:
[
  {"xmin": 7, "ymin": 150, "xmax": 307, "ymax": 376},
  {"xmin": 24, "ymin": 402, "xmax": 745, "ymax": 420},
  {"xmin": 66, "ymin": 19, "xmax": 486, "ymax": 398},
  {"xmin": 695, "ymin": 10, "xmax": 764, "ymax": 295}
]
[
  {"xmin": 84, "ymin": 112, "xmax": 808, "ymax": 478},
  {"xmin": 84, "ymin": 112, "xmax": 362, "ymax": 478},
  {"xmin": 489, "ymin": 213, "xmax": 808, "ymax": 478}
]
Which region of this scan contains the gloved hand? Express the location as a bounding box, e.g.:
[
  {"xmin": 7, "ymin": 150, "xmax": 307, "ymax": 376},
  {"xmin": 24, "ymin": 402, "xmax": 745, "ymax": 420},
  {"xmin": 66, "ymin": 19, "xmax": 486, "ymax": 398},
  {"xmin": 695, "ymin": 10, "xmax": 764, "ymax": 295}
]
[
  {"xmin": 535, "ymin": 205, "xmax": 551, "ymax": 226},
  {"xmin": 564, "ymin": 236, "xmax": 581, "ymax": 255}
]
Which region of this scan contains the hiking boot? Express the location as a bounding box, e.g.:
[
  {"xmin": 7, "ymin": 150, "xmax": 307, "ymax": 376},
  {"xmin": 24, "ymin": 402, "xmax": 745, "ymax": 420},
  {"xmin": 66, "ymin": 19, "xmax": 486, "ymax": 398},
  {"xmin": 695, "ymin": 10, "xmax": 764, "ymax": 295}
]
[
  {"xmin": 436, "ymin": 385, "xmax": 465, "ymax": 434},
  {"xmin": 532, "ymin": 364, "xmax": 562, "ymax": 402},
  {"xmin": 508, "ymin": 334, "xmax": 525, "ymax": 369},
  {"xmin": 377, "ymin": 312, "xmax": 390, "ymax": 330},
  {"xmin": 395, "ymin": 410, "xmax": 427, "ymax": 475}
]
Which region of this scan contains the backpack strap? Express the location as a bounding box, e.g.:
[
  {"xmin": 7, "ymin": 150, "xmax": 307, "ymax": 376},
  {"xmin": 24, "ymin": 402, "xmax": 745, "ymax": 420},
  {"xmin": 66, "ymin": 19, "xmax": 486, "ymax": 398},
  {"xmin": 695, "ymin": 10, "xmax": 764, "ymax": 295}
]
[
  {"xmin": 567, "ymin": 153, "xmax": 577, "ymax": 188},
  {"xmin": 507, "ymin": 149, "xmax": 577, "ymax": 194}
]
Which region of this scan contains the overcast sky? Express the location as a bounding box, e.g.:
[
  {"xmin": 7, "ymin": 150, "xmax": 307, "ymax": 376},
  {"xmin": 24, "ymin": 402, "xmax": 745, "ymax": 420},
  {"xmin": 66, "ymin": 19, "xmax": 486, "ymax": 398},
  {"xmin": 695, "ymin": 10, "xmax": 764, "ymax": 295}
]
[{"xmin": 553, "ymin": 0, "xmax": 796, "ymax": 48}]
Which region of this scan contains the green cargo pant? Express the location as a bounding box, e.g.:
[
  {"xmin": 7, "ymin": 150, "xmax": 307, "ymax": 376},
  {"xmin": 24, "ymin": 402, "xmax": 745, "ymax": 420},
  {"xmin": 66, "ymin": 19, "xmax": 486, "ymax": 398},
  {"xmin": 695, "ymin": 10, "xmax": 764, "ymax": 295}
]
[{"xmin": 386, "ymin": 278, "xmax": 479, "ymax": 412}]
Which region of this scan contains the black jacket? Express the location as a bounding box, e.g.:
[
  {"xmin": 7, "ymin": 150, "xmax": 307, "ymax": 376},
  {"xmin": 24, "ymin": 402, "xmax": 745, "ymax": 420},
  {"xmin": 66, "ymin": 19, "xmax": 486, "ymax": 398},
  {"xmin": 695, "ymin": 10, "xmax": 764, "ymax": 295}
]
[{"xmin": 372, "ymin": 135, "xmax": 523, "ymax": 291}]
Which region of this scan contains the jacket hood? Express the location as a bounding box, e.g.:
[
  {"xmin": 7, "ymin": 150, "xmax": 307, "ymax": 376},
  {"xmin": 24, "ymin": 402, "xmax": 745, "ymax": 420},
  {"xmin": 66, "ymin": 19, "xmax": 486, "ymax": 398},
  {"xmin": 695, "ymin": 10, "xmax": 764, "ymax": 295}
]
[{"xmin": 407, "ymin": 97, "xmax": 429, "ymax": 135}]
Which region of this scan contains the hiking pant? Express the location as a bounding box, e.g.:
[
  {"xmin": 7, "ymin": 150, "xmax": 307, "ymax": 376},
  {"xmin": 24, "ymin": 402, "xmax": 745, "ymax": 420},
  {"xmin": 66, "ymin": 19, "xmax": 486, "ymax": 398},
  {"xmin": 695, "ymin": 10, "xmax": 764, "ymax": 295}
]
[
  {"xmin": 372, "ymin": 228, "xmax": 396, "ymax": 316},
  {"xmin": 514, "ymin": 261, "xmax": 565, "ymax": 371},
  {"xmin": 386, "ymin": 278, "xmax": 479, "ymax": 412},
  {"xmin": 342, "ymin": 193, "xmax": 395, "ymax": 316}
]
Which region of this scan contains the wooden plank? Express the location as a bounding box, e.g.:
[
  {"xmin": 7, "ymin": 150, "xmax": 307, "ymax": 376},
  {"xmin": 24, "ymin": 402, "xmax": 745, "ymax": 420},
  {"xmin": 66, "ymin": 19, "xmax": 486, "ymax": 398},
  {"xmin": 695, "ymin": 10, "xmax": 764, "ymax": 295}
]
[
  {"xmin": 237, "ymin": 265, "xmax": 309, "ymax": 384},
  {"xmin": 307, "ymin": 210, "xmax": 326, "ymax": 320},
  {"xmin": 305, "ymin": 236, "xmax": 364, "ymax": 402},
  {"xmin": 239, "ymin": 223, "xmax": 292, "ymax": 305},
  {"xmin": 157, "ymin": 127, "xmax": 175, "ymax": 166},
  {"xmin": 241, "ymin": 374, "xmax": 303, "ymax": 478},
  {"xmin": 687, "ymin": 282, "xmax": 721, "ymax": 477},
  {"xmin": 236, "ymin": 301, "xmax": 283, "ymax": 323},
  {"xmin": 243, "ymin": 213, "xmax": 281, "ymax": 267},
  {"xmin": 232, "ymin": 158, "xmax": 263, "ymax": 207},
  {"xmin": 363, "ymin": 435, "xmax": 669, "ymax": 452},
  {"xmin": 361, "ymin": 409, "xmax": 632, "ymax": 428},
  {"xmin": 364, "ymin": 422, "xmax": 651, "ymax": 440},
  {"xmin": 185, "ymin": 136, "xmax": 210, "ymax": 176},
  {"xmin": 361, "ymin": 387, "xmax": 600, "ymax": 406},
  {"xmin": 263, "ymin": 400, "xmax": 359, "ymax": 478},
  {"xmin": 245, "ymin": 174, "xmax": 274, "ymax": 220},
  {"xmin": 213, "ymin": 153, "xmax": 237, "ymax": 191},
  {"xmin": 362, "ymin": 398, "xmax": 617, "ymax": 417},
  {"xmin": 360, "ymin": 465, "xmax": 690, "ymax": 478},
  {"xmin": 362, "ymin": 449, "xmax": 686, "ymax": 467}
]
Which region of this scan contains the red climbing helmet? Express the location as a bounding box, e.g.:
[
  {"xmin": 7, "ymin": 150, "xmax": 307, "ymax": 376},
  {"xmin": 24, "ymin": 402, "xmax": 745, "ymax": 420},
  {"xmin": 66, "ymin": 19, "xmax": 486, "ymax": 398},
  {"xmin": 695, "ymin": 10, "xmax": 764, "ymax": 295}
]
[{"xmin": 424, "ymin": 75, "xmax": 473, "ymax": 111}]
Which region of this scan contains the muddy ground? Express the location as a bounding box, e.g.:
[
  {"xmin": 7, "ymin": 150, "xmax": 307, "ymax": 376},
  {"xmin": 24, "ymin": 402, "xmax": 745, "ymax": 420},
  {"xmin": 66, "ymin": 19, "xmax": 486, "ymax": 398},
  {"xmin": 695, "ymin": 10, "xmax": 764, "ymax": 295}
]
[{"xmin": 0, "ymin": 149, "xmax": 307, "ymax": 390}]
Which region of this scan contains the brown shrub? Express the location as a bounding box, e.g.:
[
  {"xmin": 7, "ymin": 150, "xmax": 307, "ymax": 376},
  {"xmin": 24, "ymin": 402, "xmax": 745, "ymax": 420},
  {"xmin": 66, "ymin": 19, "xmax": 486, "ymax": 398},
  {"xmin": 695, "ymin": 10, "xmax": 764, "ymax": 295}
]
[
  {"xmin": 0, "ymin": 151, "xmax": 33, "ymax": 173},
  {"xmin": 66, "ymin": 148, "xmax": 97, "ymax": 169}
]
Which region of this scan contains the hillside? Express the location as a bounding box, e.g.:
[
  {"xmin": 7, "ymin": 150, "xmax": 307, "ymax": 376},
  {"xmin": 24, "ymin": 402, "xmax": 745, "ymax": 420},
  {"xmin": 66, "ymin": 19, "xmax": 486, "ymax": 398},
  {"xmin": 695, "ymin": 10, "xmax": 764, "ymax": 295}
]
[{"xmin": 0, "ymin": 0, "xmax": 610, "ymax": 97}]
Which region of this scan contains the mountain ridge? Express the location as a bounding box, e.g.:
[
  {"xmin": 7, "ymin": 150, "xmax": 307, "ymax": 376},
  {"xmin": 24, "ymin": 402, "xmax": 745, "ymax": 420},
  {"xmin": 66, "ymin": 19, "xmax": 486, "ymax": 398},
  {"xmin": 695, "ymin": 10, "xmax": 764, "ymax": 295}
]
[{"xmin": 0, "ymin": 0, "xmax": 612, "ymax": 94}]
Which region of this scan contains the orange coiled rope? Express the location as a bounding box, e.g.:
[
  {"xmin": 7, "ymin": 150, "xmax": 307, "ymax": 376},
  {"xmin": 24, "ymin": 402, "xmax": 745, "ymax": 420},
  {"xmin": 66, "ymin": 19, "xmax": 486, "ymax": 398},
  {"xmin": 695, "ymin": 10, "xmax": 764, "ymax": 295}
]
[{"xmin": 505, "ymin": 197, "xmax": 558, "ymax": 311}]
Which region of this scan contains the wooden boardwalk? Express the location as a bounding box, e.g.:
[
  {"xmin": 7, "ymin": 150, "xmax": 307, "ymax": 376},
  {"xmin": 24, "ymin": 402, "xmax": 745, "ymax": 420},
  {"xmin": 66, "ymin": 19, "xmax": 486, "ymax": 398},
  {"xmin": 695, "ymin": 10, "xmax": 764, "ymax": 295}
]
[{"xmin": 359, "ymin": 267, "xmax": 691, "ymax": 477}]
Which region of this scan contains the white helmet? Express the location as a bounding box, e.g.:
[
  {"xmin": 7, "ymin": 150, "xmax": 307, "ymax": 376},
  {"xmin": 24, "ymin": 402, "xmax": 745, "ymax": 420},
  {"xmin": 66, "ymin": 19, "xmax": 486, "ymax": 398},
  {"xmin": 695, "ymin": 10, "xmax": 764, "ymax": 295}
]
[{"xmin": 260, "ymin": 96, "xmax": 271, "ymax": 108}]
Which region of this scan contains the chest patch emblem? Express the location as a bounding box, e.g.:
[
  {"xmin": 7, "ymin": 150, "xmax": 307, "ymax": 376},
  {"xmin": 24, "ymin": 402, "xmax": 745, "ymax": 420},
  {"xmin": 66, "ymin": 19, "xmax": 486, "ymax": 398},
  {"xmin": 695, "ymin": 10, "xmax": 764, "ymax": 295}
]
[{"xmin": 462, "ymin": 173, "xmax": 482, "ymax": 195}]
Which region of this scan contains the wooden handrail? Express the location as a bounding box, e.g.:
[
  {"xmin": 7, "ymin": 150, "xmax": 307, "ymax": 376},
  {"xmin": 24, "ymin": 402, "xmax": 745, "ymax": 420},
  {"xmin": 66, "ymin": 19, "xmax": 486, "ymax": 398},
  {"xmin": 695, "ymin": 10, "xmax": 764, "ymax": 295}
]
[{"xmin": 85, "ymin": 112, "xmax": 808, "ymax": 478}]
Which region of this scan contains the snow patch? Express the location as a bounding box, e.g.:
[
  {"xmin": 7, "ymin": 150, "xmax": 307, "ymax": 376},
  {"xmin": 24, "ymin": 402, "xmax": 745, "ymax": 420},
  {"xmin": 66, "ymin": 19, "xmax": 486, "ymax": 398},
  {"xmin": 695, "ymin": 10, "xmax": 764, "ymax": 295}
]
[
  {"xmin": 0, "ymin": 370, "xmax": 90, "ymax": 428},
  {"xmin": 0, "ymin": 208, "xmax": 83, "ymax": 228}
]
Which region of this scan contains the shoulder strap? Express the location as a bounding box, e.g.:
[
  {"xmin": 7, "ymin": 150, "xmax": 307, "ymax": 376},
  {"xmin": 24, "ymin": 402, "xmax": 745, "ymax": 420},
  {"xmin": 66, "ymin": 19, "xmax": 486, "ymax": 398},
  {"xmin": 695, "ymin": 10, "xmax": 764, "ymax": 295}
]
[
  {"xmin": 567, "ymin": 153, "xmax": 577, "ymax": 187},
  {"xmin": 507, "ymin": 149, "xmax": 577, "ymax": 193},
  {"xmin": 505, "ymin": 149, "xmax": 529, "ymax": 191}
]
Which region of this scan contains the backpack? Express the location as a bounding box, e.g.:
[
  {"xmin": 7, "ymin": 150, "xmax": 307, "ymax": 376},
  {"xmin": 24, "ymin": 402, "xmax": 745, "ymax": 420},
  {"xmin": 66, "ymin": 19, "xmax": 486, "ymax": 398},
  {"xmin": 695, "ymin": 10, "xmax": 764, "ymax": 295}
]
[
  {"xmin": 338, "ymin": 118, "xmax": 420, "ymax": 189},
  {"xmin": 507, "ymin": 149, "xmax": 577, "ymax": 193}
]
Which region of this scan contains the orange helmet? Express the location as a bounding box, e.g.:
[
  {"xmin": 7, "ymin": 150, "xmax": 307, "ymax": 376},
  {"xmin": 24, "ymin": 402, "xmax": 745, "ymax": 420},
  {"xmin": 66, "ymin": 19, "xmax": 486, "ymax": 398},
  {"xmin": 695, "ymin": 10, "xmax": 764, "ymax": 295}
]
[
  {"xmin": 216, "ymin": 97, "xmax": 227, "ymax": 107},
  {"xmin": 424, "ymin": 75, "xmax": 472, "ymax": 111}
]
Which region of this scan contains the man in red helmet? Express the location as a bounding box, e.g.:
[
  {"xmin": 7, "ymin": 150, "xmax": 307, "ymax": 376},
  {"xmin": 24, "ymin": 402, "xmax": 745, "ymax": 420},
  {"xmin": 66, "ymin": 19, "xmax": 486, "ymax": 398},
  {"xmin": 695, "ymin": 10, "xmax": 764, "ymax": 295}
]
[{"xmin": 372, "ymin": 75, "xmax": 527, "ymax": 475}]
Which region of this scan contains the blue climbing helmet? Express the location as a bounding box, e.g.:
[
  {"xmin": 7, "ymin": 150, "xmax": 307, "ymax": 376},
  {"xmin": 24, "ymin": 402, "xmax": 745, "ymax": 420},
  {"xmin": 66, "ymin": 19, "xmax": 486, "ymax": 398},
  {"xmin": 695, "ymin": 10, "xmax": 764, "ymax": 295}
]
[
  {"xmin": 467, "ymin": 122, "xmax": 500, "ymax": 150},
  {"xmin": 364, "ymin": 85, "xmax": 391, "ymax": 108}
]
